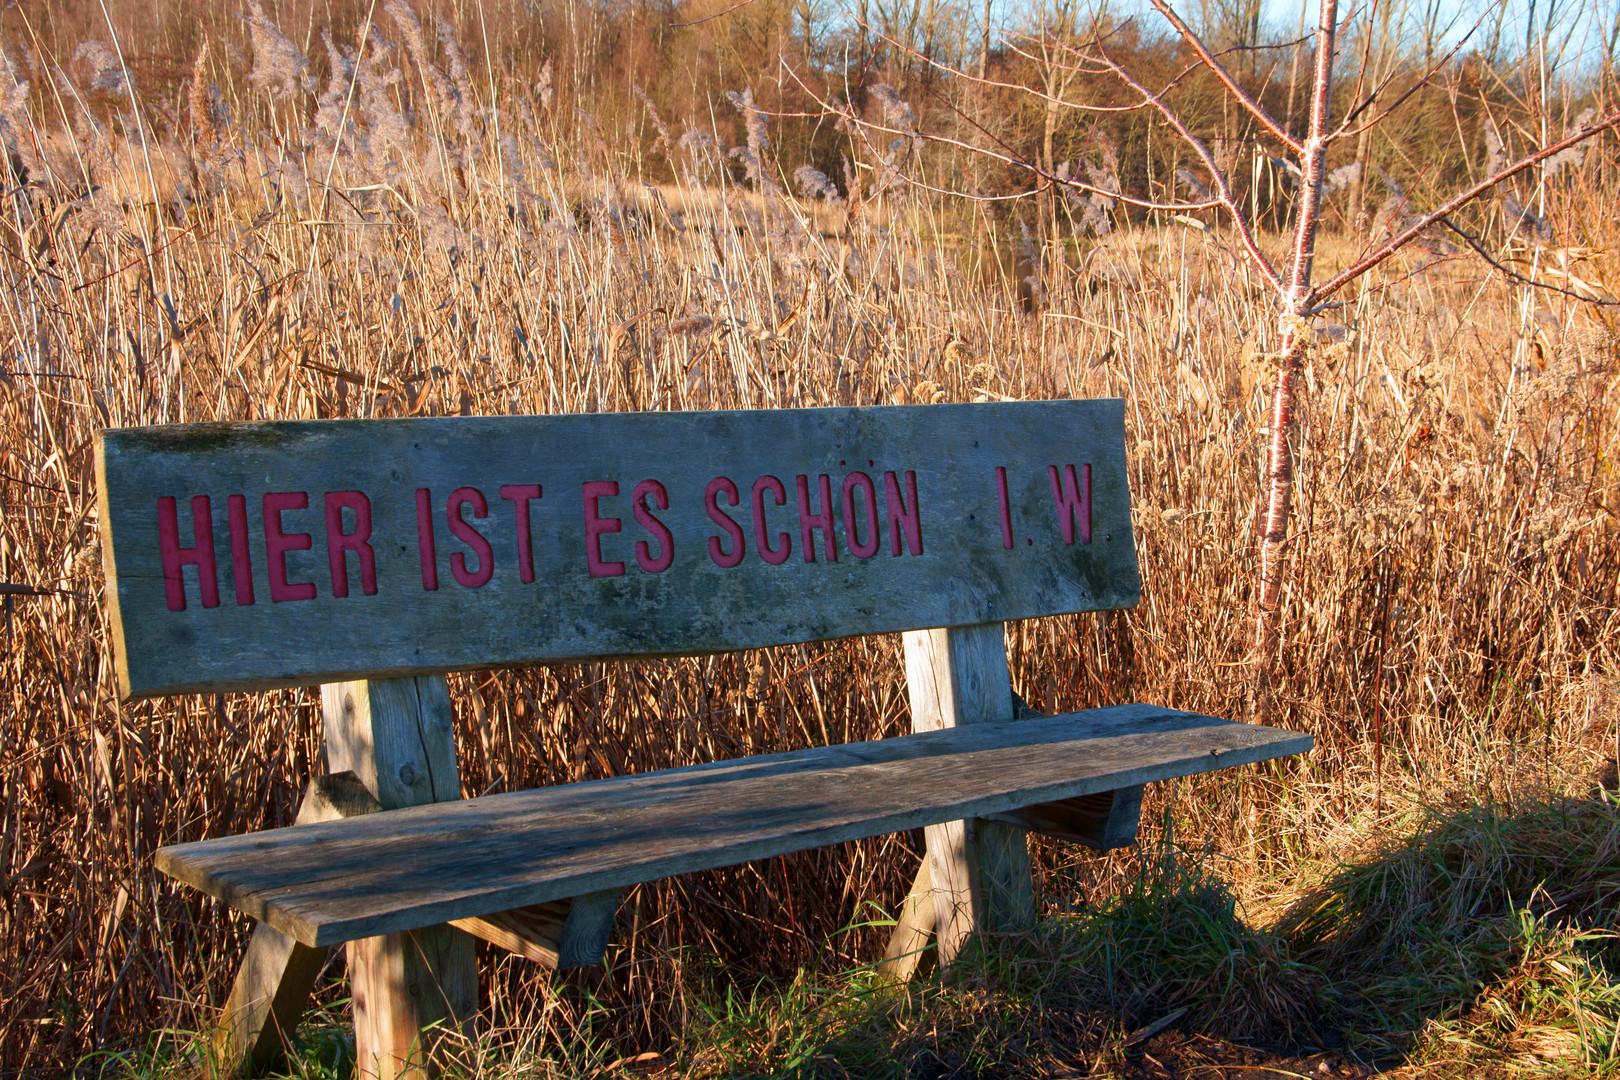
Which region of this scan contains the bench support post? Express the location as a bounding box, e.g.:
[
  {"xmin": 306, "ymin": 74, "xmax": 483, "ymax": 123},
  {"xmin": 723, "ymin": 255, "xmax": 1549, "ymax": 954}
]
[
  {"xmin": 448, "ymin": 888, "xmax": 621, "ymax": 969},
  {"xmin": 212, "ymin": 924, "xmax": 327, "ymax": 1076},
  {"xmin": 322, "ymin": 677, "xmax": 479, "ymax": 1080},
  {"xmin": 211, "ymin": 773, "xmax": 384, "ymax": 1075},
  {"xmin": 877, "ymin": 858, "xmax": 938, "ymax": 982},
  {"xmin": 903, "ymin": 623, "xmax": 1035, "ymax": 964}
]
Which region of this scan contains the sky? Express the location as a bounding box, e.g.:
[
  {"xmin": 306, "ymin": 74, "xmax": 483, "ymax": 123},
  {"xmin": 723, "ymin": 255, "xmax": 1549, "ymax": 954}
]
[
  {"xmin": 1262, "ymin": 0, "xmax": 1615, "ymax": 72},
  {"xmin": 1004, "ymin": 0, "xmax": 1620, "ymax": 75}
]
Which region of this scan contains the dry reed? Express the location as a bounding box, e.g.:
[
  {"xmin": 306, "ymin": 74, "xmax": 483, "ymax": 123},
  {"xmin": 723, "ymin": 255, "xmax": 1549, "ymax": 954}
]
[{"xmin": 0, "ymin": 6, "xmax": 1616, "ymax": 1074}]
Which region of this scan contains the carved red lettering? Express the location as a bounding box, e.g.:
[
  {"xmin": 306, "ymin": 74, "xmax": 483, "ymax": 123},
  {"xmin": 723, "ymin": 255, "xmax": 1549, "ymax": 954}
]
[
  {"xmin": 499, "ymin": 484, "xmax": 543, "ymax": 583},
  {"xmin": 416, "ymin": 488, "xmax": 439, "ymax": 591},
  {"xmin": 995, "ymin": 466, "xmax": 1014, "ymax": 550},
  {"xmin": 325, "ymin": 491, "xmax": 377, "ymax": 598},
  {"xmin": 582, "ymin": 481, "xmax": 625, "ymax": 578},
  {"xmin": 633, "ymin": 479, "xmax": 674, "ymax": 574},
  {"xmin": 705, "ymin": 477, "xmax": 746, "ymax": 568},
  {"xmin": 262, "ymin": 492, "xmax": 316, "ymax": 602},
  {"xmin": 752, "ymin": 475, "xmax": 791, "ymax": 565},
  {"xmin": 795, "ymin": 474, "xmax": 839, "ymax": 562},
  {"xmin": 227, "ymin": 494, "xmax": 254, "ymax": 606},
  {"xmin": 1048, "ymin": 463, "xmax": 1092, "ymax": 544},
  {"xmin": 448, "ymin": 487, "xmax": 494, "ymax": 587},
  {"xmin": 157, "ymin": 495, "xmax": 219, "ymax": 612},
  {"xmin": 841, "ymin": 472, "xmax": 880, "ymax": 559},
  {"xmin": 884, "ymin": 470, "xmax": 923, "ymax": 556}
]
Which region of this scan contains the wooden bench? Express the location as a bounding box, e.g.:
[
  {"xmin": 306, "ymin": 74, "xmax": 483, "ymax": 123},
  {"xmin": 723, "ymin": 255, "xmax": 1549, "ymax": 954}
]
[{"xmin": 95, "ymin": 400, "xmax": 1310, "ymax": 1078}]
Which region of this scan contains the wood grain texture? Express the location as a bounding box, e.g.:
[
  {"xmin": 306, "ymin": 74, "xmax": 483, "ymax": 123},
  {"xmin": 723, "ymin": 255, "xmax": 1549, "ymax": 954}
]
[
  {"xmin": 212, "ymin": 771, "xmax": 381, "ymax": 1076},
  {"xmin": 556, "ymin": 889, "xmax": 620, "ymax": 969},
  {"xmin": 155, "ymin": 704, "xmax": 1311, "ymax": 947},
  {"xmin": 449, "ymin": 890, "xmax": 618, "ymax": 969},
  {"xmin": 213, "ymin": 924, "xmax": 328, "ymax": 1079},
  {"xmin": 321, "ymin": 680, "xmax": 460, "ymax": 811},
  {"xmin": 989, "ymin": 786, "xmax": 1144, "ymax": 850},
  {"xmin": 322, "ymin": 678, "xmax": 477, "ymax": 1080},
  {"xmin": 96, "ymin": 402, "xmax": 1139, "ymax": 699},
  {"xmin": 906, "ymin": 624, "xmax": 1033, "ymax": 962},
  {"xmin": 347, "ymin": 929, "xmax": 475, "ymax": 1080},
  {"xmin": 450, "ymin": 902, "xmax": 567, "ymax": 965},
  {"xmin": 877, "ymin": 858, "xmax": 937, "ymax": 982}
]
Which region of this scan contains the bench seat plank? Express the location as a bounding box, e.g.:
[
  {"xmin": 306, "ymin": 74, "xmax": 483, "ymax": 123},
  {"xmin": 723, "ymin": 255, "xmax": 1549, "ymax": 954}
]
[{"xmin": 156, "ymin": 704, "xmax": 1310, "ymax": 948}]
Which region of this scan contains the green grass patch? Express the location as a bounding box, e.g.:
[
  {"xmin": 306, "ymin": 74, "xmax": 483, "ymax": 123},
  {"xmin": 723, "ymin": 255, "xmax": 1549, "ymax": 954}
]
[{"xmin": 79, "ymin": 790, "xmax": 1620, "ymax": 1078}]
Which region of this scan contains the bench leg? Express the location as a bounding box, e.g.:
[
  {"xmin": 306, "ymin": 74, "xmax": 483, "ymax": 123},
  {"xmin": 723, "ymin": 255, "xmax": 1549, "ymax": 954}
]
[
  {"xmin": 212, "ymin": 924, "xmax": 328, "ymax": 1076},
  {"xmin": 904, "ymin": 624, "xmax": 1036, "ymax": 963},
  {"xmin": 210, "ymin": 772, "xmax": 384, "ymax": 1076},
  {"xmin": 323, "ymin": 677, "xmax": 479, "ymax": 1080},
  {"xmin": 347, "ymin": 927, "xmax": 478, "ymax": 1080},
  {"xmin": 878, "ymin": 858, "xmax": 937, "ymax": 982}
]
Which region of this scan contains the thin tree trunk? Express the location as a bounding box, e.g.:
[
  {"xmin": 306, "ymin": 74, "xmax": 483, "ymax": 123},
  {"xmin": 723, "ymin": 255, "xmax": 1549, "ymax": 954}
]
[
  {"xmin": 1043, "ymin": 88, "xmax": 1060, "ymax": 248},
  {"xmin": 1250, "ymin": 0, "xmax": 1337, "ymax": 724},
  {"xmin": 980, "ymin": 0, "xmax": 991, "ymax": 81}
]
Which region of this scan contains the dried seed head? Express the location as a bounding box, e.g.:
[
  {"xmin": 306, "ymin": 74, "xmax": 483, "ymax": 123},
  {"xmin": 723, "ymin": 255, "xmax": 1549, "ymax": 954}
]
[
  {"xmin": 72, "ymin": 40, "xmax": 124, "ymax": 95},
  {"xmin": 1485, "ymin": 122, "xmax": 1508, "ymax": 175},
  {"xmin": 724, "ymin": 88, "xmax": 769, "ymax": 158},
  {"xmin": 635, "ymin": 86, "xmax": 672, "ymax": 156},
  {"xmin": 793, "ymin": 165, "xmax": 840, "ymax": 204},
  {"xmin": 1175, "ymin": 168, "xmax": 1214, "ymax": 202},
  {"xmin": 1325, "ymin": 162, "xmax": 1362, "ymax": 194},
  {"xmin": 187, "ymin": 43, "xmax": 219, "ymax": 148},
  {"xmin": 534, "ymin": 59, "xmax": 553, "ymax": 110},
  {"xmin": 866, "ymin": 83, "xmax": 915, "ymax": 134},
  {"xmin": 668, "ymin": 313, "xmax": 715, "ymax": 338},
  {"xmin": 246, "ymin": 0, "xmax": 314, "ymax": 97}
]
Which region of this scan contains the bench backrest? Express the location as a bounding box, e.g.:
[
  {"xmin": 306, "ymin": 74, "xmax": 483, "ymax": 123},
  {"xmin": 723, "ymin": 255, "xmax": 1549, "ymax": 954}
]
[{"xmin": 97, "ymin": 400, "xmax": 1138, "ymax": 700}]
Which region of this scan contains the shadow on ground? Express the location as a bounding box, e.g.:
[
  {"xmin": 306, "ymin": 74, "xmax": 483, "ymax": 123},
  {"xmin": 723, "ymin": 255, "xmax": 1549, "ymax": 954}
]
[
  {"xmin": 782, "ymin": 786, "xmax": 1620, "ymax": 1079},
  {"xmin": 80, "ymin": 788, "xmax": 1620, "ymax": 1079}
]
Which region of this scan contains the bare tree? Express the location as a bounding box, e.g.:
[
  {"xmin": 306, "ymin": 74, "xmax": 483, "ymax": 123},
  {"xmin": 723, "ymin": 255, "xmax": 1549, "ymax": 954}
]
[{"xmin": 813, "ymin": 0, "xmax": 1620, "ymax": 722}]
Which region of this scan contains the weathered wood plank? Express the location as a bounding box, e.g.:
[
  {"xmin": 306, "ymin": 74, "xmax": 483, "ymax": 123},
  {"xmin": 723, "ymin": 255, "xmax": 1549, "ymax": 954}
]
[
  {"xmin": 556, "ymin": 889, "xmax": 621, "ymax": 969},
  {"xmin": 321, "ymin": 678, "xmax": 477, "ymax": 1080},
  {"xmin": 449, "ymin": 889, "xmax": 618, "ymax": 969},
  {"xmin": 322, "ymin": 680, "xmax": 461, "ymax": 810},
  {"xmin": 904, "ymin": 623, "xmax": 1033, "ymax": 963},
  {"xmin": 155, "ymin": 705, "xmax": 1311, "ymax": 947},
  {"xmin": 989, "ymin": 786, "xmax": 1144, "ymax": 850},
  {"xmin": 450, "ymin": 902, "xmax": 568, "ymax": 965},
  {"xmin": 96, "ymin": 402, "xmax": 1139, "ymax": 699},
  {"xmin": 212, "ymin": 773, "xmax": 379, "ymax": 1076}
]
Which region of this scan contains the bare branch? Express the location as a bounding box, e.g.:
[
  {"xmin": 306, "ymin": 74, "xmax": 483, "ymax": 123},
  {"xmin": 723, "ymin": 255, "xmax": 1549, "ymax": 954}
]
[
  {"xmin": 1331, "ymin": 14, "xmax": 1484, "ymax": 142},
  {"xmin": 1341, "ymin": 69, "xmax": 1399, "ymax": 127},
  {"xmin": 1312, "ymin": 110, "xmax": 1620, "ymax": 303},
  {"xmin": 998, "ymin": 35, "xmax": 1214, "ymax": 112},
  {"xmin": 1091, "ymin": 40, "xmax": 1283, "ymax": 292},
  {"xmin": 670, "ymin": 0, "xmax": 758, "ymax": 28},
  {"xmin": 870, "ymin": 26, "xmax": 1177, "ymax": 117},
  {"xmin": 1147, "ymin": 0, "xmax": 1303, "ymax": 154},
  {"xmin": 780, "ymin": 64, "xmax": 1221, "ymax": 214},
  {"xmin": 1251, "ymin": 0, "xmax": 1338, "ymax": 722},
  {"xmin": 1440, "ymin": 218, "xmax": 1619, "ymax": 305}
]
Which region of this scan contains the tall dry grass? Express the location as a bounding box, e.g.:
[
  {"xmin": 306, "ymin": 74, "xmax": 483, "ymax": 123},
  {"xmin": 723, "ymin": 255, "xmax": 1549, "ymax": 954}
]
[{"xmin": 0, "ymin": 5, "xmax": 1617, "ymax": 1073}]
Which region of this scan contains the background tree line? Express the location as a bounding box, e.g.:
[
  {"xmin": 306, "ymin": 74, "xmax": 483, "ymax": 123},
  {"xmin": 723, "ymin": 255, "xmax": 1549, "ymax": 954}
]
[{"xmin": 4, "ymin": 0, "xmax": 1613, "ymax": 248}]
